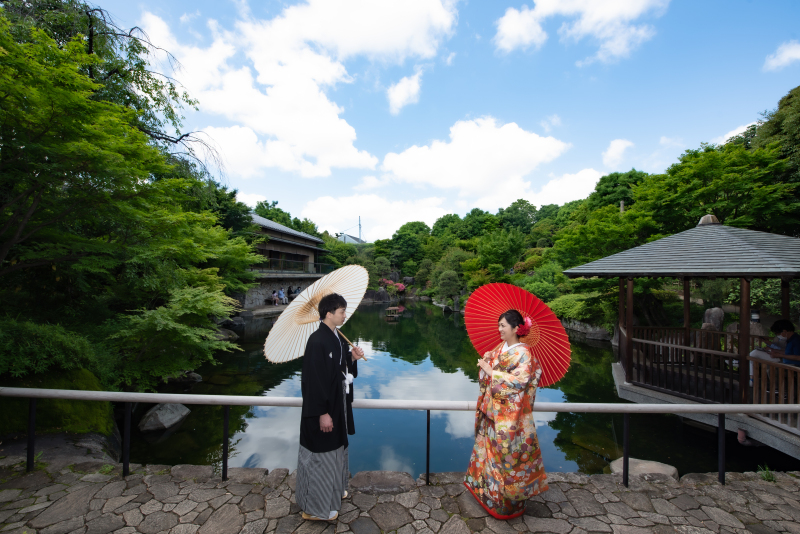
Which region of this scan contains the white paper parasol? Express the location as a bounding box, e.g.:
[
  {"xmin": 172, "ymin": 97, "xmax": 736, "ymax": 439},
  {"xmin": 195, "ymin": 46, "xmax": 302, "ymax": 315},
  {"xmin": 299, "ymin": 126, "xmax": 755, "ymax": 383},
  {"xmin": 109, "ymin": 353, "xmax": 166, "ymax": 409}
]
[{"xmin": 263, "ymin": 265, "xmax": 369, "ymax": 363}]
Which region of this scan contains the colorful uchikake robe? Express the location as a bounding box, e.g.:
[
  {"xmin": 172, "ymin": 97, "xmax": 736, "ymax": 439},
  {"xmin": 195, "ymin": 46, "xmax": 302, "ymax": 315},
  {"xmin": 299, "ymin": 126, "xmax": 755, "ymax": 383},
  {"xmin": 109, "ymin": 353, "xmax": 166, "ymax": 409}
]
[{"xmin": 464, "ymin": 343, "xmax": 548, "ymax": 519}]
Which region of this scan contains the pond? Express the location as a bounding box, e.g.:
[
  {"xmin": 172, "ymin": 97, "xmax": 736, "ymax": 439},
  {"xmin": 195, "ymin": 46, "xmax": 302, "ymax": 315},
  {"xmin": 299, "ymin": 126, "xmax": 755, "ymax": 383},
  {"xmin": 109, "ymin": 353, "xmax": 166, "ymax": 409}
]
[{"xmin": 128, "ymin": 302, "xmax": 797, "ymax": 477}]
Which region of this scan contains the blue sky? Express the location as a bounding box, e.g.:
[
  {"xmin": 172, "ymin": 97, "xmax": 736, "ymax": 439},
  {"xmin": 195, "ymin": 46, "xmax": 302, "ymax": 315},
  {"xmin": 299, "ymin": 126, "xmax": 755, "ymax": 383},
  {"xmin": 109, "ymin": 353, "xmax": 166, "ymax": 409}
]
[{"xmin": 99, "ymin": 0, "xmax": 800, "ymax": 241}]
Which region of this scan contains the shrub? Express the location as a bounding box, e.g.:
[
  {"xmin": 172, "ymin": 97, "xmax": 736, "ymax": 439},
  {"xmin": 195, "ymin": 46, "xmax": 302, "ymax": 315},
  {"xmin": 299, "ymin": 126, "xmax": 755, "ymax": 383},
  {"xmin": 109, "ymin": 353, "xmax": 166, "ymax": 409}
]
[{"xmin": 524, "ymin": 280, "xmax": 559, "ymax": 303}]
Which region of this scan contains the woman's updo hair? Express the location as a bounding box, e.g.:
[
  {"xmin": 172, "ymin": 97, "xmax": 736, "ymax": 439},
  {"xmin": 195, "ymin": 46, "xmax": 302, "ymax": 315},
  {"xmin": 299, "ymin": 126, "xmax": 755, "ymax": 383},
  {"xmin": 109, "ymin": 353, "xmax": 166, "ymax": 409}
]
[{"xmin": 498, "ymin": 309, "xmax": 525, "ymax": 330}]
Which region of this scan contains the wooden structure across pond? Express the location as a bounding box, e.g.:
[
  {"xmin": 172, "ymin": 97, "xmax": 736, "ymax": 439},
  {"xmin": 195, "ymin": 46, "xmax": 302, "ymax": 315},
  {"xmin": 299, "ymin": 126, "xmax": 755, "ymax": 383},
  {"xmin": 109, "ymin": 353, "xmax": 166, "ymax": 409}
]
[{"xmin": 564, "ymin": 214, "xmax": 800, "ymax": 439}]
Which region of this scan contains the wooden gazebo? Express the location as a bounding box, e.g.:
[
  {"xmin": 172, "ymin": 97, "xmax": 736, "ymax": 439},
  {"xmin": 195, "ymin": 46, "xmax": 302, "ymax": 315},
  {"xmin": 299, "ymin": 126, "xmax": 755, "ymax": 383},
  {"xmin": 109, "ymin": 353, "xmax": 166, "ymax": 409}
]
[{"xmin": 564, "ymin": 214, "xmax": 800, "ymax": 435}]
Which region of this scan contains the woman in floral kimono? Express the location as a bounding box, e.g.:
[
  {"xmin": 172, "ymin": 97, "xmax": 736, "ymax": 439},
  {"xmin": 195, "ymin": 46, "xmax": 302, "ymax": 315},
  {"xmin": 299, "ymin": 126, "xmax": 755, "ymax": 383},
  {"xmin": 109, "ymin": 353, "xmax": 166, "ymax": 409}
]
[{"xmin": 464, "ymin": 309, "xmax": 548, "ymax": 519}]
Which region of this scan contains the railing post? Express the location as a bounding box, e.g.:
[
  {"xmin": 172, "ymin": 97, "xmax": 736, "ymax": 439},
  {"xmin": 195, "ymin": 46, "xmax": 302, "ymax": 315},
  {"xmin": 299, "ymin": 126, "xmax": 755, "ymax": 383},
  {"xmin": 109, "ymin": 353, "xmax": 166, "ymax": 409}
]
[
  {"xmin": 718, "ymin": 413, "xmax": 726, "ymax": 485},
  {"xmin": 426, "ymin": 409, "xmax": 431, "ymax": 486},
  {"xmin": 622, "ymin": 413, "xmax": 630, "ymax": 488},
  {"xmin": 739, "ymin": 278, "xmax": 751, "ymax": 404},
  {"xmin": 122, "ymin": 402, "xmax": 131, "ymax": 477},
  {"xmin": 222, "ymin": 405, "xmax": 230, "ymax": 481},
  {"xmin": 626, "ymin": 278, "xmax": 634, "ymax": 381},
  {"xmin": 27, "ymin": 398, "xmax": 36, "ymax": 472}
]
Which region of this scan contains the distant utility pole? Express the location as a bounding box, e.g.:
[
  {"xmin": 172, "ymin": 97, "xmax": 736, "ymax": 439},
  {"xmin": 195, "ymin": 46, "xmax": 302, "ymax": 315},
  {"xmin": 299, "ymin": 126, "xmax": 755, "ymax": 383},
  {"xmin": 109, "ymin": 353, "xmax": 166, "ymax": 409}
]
[
  {"xmin": 359, "ymin": 216, "xmax": 361, "ymax": 242},
  {"xmin": 620, "ymin": 200, "xmax": 625, "ymax": 214}
]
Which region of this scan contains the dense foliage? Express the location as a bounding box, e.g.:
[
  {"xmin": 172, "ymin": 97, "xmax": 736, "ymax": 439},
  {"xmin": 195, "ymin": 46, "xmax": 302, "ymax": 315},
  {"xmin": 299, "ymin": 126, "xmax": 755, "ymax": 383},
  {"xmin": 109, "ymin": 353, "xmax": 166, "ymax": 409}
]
[{"xmin": 0, "ymin": 3, "xmax": 262, "ymax": 390}]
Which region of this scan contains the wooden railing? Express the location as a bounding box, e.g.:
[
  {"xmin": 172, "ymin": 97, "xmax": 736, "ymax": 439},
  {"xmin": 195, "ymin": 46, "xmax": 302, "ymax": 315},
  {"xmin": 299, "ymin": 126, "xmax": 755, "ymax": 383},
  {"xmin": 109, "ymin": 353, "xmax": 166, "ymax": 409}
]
[
  {"xmin": 630, "ymin": 338, "xmax": 739, "ymax": 403},
  {"xmin": 752, "ymin": 359, "xmax": 800, "ymax": 436},
  {"xmin": 625, "ymin": 324, "xmax": 800, "ymax": 437}
]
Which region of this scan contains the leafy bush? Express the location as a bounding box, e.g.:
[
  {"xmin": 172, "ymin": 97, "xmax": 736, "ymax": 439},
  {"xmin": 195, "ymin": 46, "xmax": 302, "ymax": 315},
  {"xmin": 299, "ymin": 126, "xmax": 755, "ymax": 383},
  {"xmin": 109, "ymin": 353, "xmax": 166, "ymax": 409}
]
[
  {"xmin": 0, "ymin": 318, "xmax": 115, "ymax": 384},
  {"xmin": 524, "ymin": 280, "xmax": 559, "ymax": 303},
  {"xmin": 108, "ymin": 286, "xmax": 240, "ymax": 391},
  {"xmin": 547, "ymin": 293, "xmax": 593, "ymax": 321}
]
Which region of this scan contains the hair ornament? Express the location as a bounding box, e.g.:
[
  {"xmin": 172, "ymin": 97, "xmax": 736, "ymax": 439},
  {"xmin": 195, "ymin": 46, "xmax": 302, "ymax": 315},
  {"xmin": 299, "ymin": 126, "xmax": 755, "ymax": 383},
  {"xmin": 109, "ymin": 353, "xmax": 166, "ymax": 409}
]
[{"xmin": 516, "ymin": 316, "xmax": 532, "ymax": 337}]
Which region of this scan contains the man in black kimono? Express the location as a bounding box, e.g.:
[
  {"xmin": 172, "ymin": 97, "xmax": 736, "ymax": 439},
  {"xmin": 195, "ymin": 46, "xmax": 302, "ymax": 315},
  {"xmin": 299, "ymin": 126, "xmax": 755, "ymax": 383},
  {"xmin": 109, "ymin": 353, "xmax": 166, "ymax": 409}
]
[{"xmin": 297, "ymin": 293, "xmax": 364, "ymax": 521}]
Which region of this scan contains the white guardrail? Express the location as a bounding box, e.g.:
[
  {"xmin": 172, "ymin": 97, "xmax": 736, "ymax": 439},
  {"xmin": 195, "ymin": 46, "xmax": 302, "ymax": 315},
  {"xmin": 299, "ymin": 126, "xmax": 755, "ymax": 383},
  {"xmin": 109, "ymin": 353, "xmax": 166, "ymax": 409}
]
[
  {"xmin": 2, "ymin": 387, "xmax": 798, "ymax": 488},
  {"xmin": 1, "ymin": 387, "xmax": 799, "ymax": 413}
]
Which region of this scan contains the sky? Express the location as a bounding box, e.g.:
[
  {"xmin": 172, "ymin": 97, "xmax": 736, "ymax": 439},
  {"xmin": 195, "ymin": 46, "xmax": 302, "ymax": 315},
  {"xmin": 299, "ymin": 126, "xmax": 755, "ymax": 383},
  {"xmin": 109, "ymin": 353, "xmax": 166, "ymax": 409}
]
[{"xmin": 98, "ymin": 0, "xmax": 800, "ymax": 241}]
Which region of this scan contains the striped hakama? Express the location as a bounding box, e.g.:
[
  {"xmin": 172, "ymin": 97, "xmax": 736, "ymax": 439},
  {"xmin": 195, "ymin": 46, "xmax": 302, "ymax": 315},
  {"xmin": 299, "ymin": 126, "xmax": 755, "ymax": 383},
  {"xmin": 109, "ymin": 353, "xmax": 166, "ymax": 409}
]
[{"xmin": 296, "ymin": 445, "xmax": 349, "ymax": 518}]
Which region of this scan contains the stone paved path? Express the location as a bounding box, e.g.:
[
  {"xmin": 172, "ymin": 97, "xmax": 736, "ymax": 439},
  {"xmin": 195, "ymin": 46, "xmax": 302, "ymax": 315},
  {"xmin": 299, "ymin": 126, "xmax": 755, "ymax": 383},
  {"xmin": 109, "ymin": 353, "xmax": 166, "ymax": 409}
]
[{"xmin": 0, "ymin": 457, "xmax": 798, "ymax": 534}]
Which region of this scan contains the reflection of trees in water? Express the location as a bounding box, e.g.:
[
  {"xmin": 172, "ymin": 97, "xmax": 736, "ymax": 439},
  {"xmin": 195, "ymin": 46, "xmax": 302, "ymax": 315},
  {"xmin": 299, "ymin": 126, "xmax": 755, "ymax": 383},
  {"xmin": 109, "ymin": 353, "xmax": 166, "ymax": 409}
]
[
  {"xmin": 546, "ymin": 342, "xmax": 621, "ymax": 474},
  {"xmin": 130, "ymin": 342, "xmax": 303, "ymax": 467},
  {"xmin": 342, "ymin": 303, "xmax": 481, "ymax": 380}
]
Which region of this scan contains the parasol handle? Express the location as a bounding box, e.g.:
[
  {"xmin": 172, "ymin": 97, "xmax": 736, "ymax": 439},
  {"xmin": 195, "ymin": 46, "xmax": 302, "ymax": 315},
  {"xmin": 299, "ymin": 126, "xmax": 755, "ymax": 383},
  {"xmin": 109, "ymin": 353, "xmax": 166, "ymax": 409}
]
[{"xmin": 337, "ymin": 329, "xmax": 368, "ymax": 362}]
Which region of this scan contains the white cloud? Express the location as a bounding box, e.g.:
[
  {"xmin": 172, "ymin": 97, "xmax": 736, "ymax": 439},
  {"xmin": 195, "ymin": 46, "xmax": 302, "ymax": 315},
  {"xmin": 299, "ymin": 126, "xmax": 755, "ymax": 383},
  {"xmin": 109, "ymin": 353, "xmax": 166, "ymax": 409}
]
[
  {"xmin": 179, "ymin": 10, "xmax": 200, "ymax": 24},
  {"xmin": 383, "ymin": 117, "xmax": 570, "ymax": 199},
  {"xmin": 710, "ymin": 122, "xmax": 757, "ymax": 145},
  {"xmin": 494, "ymin": 5, "xmax": 548, "ymax": 53},
  {"xmin": 494, "ymin": 0, "xmax": 669, "ymax": 64},
  {"xmin": 540, "ymin": 114, "xmax": 562, "ymax": 133},
  {"xmin": 140, "ymin": 0, "xmax": 457, "ymax": 179},
  {"xmin": 237, "ymin": 192, "xmax": 267, "ymax": 207},
  {"xmin": 524, "ymin": 168, "xmax": 603, "ymax": 207},
  {"xmin": 387, "ymin": 70, "xmax": 423, "ymax": 115},
  {"xmin": 764, "ymin": 40, "xmax": 800, "ymax": 71},
  {"xmin": 659, "ymin": 136, "xmax": 683, "ymax": 148},
  {"xmin": 602, "ymin": 139, "xmax": 634, "ymax": 168},
  {"xmin": 300, "ymin": 194, "xmax": 450, "ymax": 242},
  {"xmin": 357, "ymin": 176, "xmax": 391, "ymax": 190},
  {"xmin": 445, "ymin": 52, "xmax": 456, "ymax": 65}
]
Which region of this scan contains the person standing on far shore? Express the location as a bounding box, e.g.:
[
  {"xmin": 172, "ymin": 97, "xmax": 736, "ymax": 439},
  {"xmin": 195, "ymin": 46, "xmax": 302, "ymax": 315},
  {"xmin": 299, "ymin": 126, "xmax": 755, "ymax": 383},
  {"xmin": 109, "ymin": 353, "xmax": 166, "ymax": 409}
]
[{"xmin": 296, "ymin": 293, "xmax": 364, "ymax": 521}]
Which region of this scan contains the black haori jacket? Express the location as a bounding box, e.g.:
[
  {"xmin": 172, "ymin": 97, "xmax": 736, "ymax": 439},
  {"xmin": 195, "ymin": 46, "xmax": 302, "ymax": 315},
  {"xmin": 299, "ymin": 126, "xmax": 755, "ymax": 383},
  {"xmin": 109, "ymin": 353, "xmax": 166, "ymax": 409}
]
[{"xmin": 300, "ymin": 324, "xmax": 358, "ymax": 453}]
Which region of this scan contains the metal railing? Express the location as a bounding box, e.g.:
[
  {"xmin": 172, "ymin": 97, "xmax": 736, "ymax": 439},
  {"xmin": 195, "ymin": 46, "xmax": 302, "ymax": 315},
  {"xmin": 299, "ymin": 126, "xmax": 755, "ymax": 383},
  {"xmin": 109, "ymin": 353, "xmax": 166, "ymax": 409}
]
[
  {"xmin": 1, "ymin": 387, "xmax": 799, "ymax": 488},
  {"xmin": 251, "ymin": 259, "xmax": 335, "ymax": 275}
]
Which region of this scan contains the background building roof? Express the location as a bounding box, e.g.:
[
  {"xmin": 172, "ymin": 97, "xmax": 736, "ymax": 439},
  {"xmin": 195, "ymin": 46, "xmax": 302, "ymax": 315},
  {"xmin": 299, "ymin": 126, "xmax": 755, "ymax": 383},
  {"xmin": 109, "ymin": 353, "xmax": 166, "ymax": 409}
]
[
  {"xmin": 250, "ymin": 213, "xmax": 324, "ymax": 244},
  {"xmin": 563, "ymin": 222, "xmax": 800, "ymax": 279}
]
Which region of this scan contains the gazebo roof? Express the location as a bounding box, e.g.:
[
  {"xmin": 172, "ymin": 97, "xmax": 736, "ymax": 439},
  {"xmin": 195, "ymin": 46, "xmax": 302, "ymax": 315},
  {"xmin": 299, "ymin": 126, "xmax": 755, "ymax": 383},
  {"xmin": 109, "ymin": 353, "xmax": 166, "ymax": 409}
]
[{"xmin": 563, "ymin": 218, "xmax": 800, "ymax": 279}]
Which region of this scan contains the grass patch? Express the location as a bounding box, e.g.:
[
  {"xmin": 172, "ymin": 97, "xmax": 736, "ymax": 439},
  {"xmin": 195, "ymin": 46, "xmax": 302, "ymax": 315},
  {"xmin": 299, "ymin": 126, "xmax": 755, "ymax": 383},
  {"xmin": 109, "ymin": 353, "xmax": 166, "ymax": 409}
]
[{"xmin": 758, "ymin": 464, "xmax": 776, "ymax": 482}]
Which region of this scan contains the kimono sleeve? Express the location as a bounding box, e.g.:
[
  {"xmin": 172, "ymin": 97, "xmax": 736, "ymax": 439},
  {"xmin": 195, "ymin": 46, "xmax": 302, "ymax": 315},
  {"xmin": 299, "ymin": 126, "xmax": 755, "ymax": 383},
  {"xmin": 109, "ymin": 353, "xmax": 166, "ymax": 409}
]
[
  {"xmin": 302, "ymin": 337, "xmax": 334, "ymax": 417},
  {"xmin": 490, "ymin": 347, "xmax": 539, "ymax": 398}
]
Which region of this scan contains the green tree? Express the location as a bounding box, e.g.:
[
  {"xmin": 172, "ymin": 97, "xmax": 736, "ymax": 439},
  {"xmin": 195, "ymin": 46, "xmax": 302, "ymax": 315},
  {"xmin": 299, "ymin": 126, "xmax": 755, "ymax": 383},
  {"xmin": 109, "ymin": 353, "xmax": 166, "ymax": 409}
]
[
  {"xmin": 0, "ymin": 17, "xmax": 171, "ymax": 276},
  {"xmin": 552, "ymin": 206, "xmax": 660, "ymax": 269},
  {"xmin": 254, "ymin": 200, "xmax": 294, "ymax": 228},
  {"xmin": 373, "ymin": 239, "xmax": 392, "ymax": 259},
  {"xmin": 752, "ymin": 84, "xmax": 800, "ymax": 183},
  {"xmin": 391, "ymin": 231, "xmax": 423, "ymax": 267},
  {"xmin": 402, "ymin": 259, "xmax": 417, "ymax": 278},
  {"xmin": 477, "ymin": 229, "xmax": 525, "ymax": 269},
  {"xmin": 374, "ymin": 257, "xmax": 391, "ymax": 277},
  {"xmin": 415, "ymin": 258, "xmax": 433, "ymax": 287},
  {"xmin": 436, "ymin": 270, "xmax": 461, "ymax": 304},
  {"xmin": 584, "ymin": 169, "xmax": 649, "ymax": 212},
  {"xmin": 431, "ymin": 213, "xmax": 463, "ymax": 237},
  {"xmin": 395, "ymin": 221, "xmax": 431, "ymax": 237},
  {"xmin": 462, "ymin": 208, "xmax": 499, "ymax": 238},
  {"xmin": 634, "ymin": 143, "xmax": 798, "ymax": 236},
  {"xmin": 497, "ymin": 199, "xmax": 537, "ymax": 233}
]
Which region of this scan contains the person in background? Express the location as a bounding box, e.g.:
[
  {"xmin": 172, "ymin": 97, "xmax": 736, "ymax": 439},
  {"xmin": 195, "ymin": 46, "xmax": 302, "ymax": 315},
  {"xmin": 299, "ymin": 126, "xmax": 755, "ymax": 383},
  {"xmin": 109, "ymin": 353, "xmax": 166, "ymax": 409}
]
[
  {"xmin": 278, "ymin": 287, "xmax": 288, "ymax": 304},
  {"xmin": 764, "ymin": 319, "xmax": 800, "ymax": 367},
  {"xmin": 272, "ymin": 290, "xmax": 280, "ymax": 306}
]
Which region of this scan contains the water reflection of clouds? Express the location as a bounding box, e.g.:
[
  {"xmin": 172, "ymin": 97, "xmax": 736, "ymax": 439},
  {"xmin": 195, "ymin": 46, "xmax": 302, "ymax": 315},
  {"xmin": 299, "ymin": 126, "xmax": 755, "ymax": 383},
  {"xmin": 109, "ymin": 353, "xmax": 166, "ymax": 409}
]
[
  {"xmin": 379, "ymin": 446, "xmax": 414, "ymax": 474},
  {"xmin": 374, "ymin": 360, "xmax": 479, "ymax": 440}
]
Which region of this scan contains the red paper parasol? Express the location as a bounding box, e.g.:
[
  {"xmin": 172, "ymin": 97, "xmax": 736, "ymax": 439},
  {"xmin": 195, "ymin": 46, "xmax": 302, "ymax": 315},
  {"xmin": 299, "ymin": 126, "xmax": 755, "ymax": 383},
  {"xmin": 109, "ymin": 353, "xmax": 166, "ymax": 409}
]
[{"xmin": 464, "ymin": 283, "xmax": 571, "ymax": 387}]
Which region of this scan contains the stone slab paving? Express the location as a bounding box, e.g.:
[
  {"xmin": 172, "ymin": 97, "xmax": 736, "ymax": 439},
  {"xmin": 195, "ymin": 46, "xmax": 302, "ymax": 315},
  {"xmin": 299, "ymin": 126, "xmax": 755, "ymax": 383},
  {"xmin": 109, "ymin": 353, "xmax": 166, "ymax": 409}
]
[{"xmin": 0, "ymin": 458, "xmax": 798, "ymax": 534}]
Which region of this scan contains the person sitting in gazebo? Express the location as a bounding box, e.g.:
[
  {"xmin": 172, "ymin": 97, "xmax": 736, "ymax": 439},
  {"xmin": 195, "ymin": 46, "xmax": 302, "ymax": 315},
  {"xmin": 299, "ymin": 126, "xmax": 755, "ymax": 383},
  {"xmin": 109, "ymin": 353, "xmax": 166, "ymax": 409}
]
[{"xmin": 763, "ymin": 320, "xmax": 800, "ymax": 367}]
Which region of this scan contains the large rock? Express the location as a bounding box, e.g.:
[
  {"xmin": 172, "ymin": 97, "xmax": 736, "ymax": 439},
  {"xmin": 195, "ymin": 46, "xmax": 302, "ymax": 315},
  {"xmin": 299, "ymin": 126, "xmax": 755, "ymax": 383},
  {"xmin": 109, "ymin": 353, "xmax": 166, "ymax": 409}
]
[
  {"xmin": 703, "ymin": 307, "xmax": 724, "ymax": 331},
  {"xmin": 216, "ymin": 328, "xmax": 239, "ymax": 342},
  {"xmin": 560, "ymin": 319, "xmax": 613, "ymax": 341},
  {"xmin": 349, "ymin": 471, "xmax": 416, "ymax": 494},
  {"xmin": 402, "ymin": 277, "xmax": 415, "ymax": 286},
  {"xmin": 609, "ymin": 457, "xmax": 678, "ymax": 480},
  {"xmin": 138, "ymin": 403, "xmax": 191, "ymax": 433},
  {"xmin": 388, "ymin": 271, "xmax": 400, "ymax": 282}
]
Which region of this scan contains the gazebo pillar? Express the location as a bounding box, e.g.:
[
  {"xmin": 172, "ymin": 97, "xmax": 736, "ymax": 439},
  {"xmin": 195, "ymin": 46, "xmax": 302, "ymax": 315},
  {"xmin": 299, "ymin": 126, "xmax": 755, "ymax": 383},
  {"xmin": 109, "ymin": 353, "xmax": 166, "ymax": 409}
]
[
  {"xmin": 739, "ymin": 278, "xmax": 751, "ymax": 404},
  {"xmin": 626, "ymin": 277, "xmax": 634, "ymax": 381},
  {"xmin": 618, "ymin": 278, "xmax": 625, "ymax": 354},
  {"xmin": 782, "ymin": 278, "xmax": 792, "ymax": 320},
  {"xmin": 683, "ymin": 278, "xmax": 691, "ymax": 347}
]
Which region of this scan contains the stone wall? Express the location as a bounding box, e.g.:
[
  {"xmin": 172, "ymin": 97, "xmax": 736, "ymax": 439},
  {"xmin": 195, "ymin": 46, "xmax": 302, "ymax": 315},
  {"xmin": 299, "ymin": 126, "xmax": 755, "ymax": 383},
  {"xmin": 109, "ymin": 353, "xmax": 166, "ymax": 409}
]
[{"xmin": 243, "ymin": 278, "xmax": 319, "ymax": 308}]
